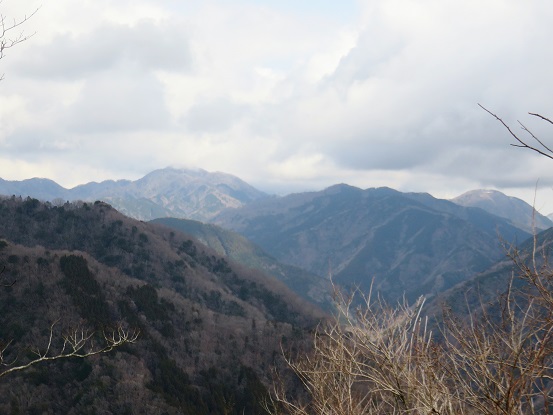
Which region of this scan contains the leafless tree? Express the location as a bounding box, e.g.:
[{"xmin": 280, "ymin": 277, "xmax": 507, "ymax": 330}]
[
  {"xmin": 0, "ymin": 321, "xmax": 139, "ymax": 378},
  {"xmin": 0, "ymin": 260, "xmax": 139, "ymax": 378},
  {"xmin": 267, "ymin": 106, "xmax": 553, "ymax": 414},
  {"xmin": 479, "ymin": 104, "xmax": 553, "ymax": 161},
  {"xmin": 268, "ymin": 268, "xmax": 553, "ymax": 415},
  {"xmin": 442, "ymin": 276, "xmax": 553, "ymax": 414},
  {"xmin": 267, "ymin": 286, "xmax": 462, "ymax": 415},
  {"xmin": 0, "ymin": 1, "xmax": 38, "ymax": 80},
  {"xmin": 0, "ymin": 269, "xmax": 140, "ymax": 378}
]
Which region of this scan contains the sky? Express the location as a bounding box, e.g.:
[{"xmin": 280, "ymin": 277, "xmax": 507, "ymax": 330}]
[{"xmin": 2, "ymin": 0, "xmax": 553, "ymax": 212}]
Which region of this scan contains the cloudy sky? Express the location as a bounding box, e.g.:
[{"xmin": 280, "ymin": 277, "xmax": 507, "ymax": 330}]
[{"xmin": 2, "ymin": 0, "xmax": 553, "ymax": 211}]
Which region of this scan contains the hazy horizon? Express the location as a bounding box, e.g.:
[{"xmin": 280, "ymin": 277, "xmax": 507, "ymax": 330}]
[{"xmin": 2, "ymin": 0, "xmax": 553, "ymax": 212}]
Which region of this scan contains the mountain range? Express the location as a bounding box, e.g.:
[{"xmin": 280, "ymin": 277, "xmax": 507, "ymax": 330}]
[
  {"xmin": 2, "ymin": 167, "xmax": 551, "ymax": 231},
  {"xmin": 0, "ymin": 169, "xmax": 551, "ymax": 412},
  {"xmin": 0, "ymin": 168, "xmax": 268, "ymax": 222},
  {"xmin": 0, "ymin": 168, "xmax": 549, "ymax": 304},
  {"xmin": 213, "ymin": 184, "xmax": 531, "ymax": 302}
]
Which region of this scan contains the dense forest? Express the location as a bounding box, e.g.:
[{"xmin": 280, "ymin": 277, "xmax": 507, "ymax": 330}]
[{"xmin": 0, "ymin": 196, "xmax": 324, "ymax": 414}]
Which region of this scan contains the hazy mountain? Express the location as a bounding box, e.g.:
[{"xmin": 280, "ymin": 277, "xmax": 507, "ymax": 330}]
[
  {"xmin": 451, "ymin": 189, "xmax": 553, "ymax": 233},
  {"xmin": 0, "ymin": 177, "xmax": 69, "ymax": 201},
  {"xmin": 151, "ymin": 217, "xmax": 332, "ymax": 309},
  {"xmin": 0, "ymin": 196, "xmax": 323, "ymax": 413},
  {"xmin": 213, "ymin": 184, "xmax": 531, "ymax": 303},
  {"xmin": 0, "ymin": 168, "xmax": 269, "ymax": 221}
]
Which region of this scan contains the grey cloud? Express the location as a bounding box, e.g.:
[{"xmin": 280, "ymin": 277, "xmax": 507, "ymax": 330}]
[
  {"xmin": 325, "ymin": 29, "xmax": 405, "ymax": 89},
  {"xmin": 15, "ymin": 19, "xmax": 191, "ymax": 79},
  {"xmin": 65, "ymin": 68, "xmax": 172, "ymax": 133},
  {"xmin": 2, "ymin": 130, "xmax": 76, "ymax": 157},
  {"xmin": 291, "ymin": 21, "xmax": 547, "ymax": 177},
  {"xmin": 328, "ymin": 136, "xmax": 438, "ymax": 171},
  {"xmin": 4, "ymin": 0, "xmax": 553, "ymax": 209},
  {"xmin": 487, "ymin": 175, "xmax": 553, "ymax": 189},
  {"xmin": 183, "ymin": 97, "xmax": 248, "ymax": 134},
  {"xmin": 66, "ymin": 135, "xmax": 165, "ymax": 176}
]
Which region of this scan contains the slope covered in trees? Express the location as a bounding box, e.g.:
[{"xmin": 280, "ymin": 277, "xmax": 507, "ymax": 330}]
[
  {"xmin": 267, "ymin": 223, "xmax": 553, "ymax": 414},
  {"xmin": 214, "ymin": 184, "xmax": 531, "ymax": 303},
  {"xmin": 0, "ymin": 196, "xmax": 323, "ymax": 414},
  {"xmin": 151, "ymin": 217, "xmax": 333, "ymax": 309}
]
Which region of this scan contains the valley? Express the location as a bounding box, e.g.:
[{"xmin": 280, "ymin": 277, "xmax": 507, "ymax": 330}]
[{"xmin": 0, "ymin": 169, "xmax": 551, "ymax": 413}]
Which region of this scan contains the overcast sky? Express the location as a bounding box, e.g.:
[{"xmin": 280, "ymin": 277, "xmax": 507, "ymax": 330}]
[{"xmin": 2, "ymin": 0, "xmax": 553, "ymax": 211}]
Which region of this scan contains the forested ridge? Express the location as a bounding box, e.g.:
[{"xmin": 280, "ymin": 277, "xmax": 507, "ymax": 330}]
[{"xmin": 0, "ymin": 196, "xmax": 323, "ymax": 414}]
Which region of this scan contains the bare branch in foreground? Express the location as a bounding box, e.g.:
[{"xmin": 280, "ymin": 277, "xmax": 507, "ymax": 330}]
[
  {"xmin": 0, "ymin": 4, "xmax": 38, "ymax": 57},
  {"xmin": 0, "ymin": 2, "xmax": 39, "ymax": 80},
  {"xmin": 0, "ymin": 321, "xmax": 139, "ymax": 378},
  {"xmin": 268, "ymin": 276, "xmax": 553, "ymax": 415},
  {"xmin": 479, "ymin": 104, "xmax": 553, "ymax": 160}
]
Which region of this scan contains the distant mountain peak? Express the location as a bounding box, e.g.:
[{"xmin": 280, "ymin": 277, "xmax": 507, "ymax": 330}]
[
  {"xmin": 456, "ymin": 189, "xmax": 504, "ymax": 201},
  {"xmin": 214, "ymin": 184, "xmax": 531, "ymax": 303},
  {"xmin": 323, "ymin": 183, "xmax": 360, "ymax": 194},
  {"xmin": 0, "ymin": 168, "xmax": 269, "ymax": 222},
  {"xmin": 451, "ymin": 189, "xmax": 553, "ymax": 233}
]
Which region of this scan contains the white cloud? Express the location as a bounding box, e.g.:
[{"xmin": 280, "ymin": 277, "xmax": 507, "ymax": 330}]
[
  {"xmin": 1, "ymin": 0, "xmax": 553, "ymax": 208},
  {"xmin": 14, "ymin": 19, "xmax": 191, "ymax": 80},
  {"xmin": 64, "ymin": 65, "xmax": 172, "ymax": 133}
]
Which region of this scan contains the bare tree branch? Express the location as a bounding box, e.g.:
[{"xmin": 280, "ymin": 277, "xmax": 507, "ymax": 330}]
[
  {"xmin": 0, "ymin": 321, "xmax": 139, "ymax": 378},
  {"xmin": 269, "ymin": 273, "xmax": 553, "ymax": 415},
  {"xmin": 529, "ymin": 113, "xmax": 553, "ymax": 127},
  {"xmin": 479, "ymin": 104, "xmax": 553, "ymax": 160},
  {"xmin": 0, "ymin": 1, "xmax": 39, "ymax": 80},
  {"xmin": 270, "ymin": 106, "xmax": 553, "ymax": 414}
]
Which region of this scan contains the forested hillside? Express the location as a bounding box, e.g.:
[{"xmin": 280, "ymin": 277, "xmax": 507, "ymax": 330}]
[
  {"xmin": 0, "ymin": 196, "xmax": 323, "ymax": 414},
  {"xmin": 214, "ymin": 184, "xmax": 531, "ymax": 303},
  {"xmin": 151, "ymin": 217, "xmax": 332, "ymax": 309}
]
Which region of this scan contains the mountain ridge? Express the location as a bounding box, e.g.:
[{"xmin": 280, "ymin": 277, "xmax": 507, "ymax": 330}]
[
  {"xmin": 0, "ymin": 168, "xmax": 269, "ymax": 221},
  {"xmin": 213, "ymin": 184, "xmax": 531, "ymax": 303},
  {"xmin": 451, "ymin": 189, "xmax": 553, "ymax": 233},
  {"xmin": 0, "ymin": 170, "xmax": 546, "ymax": 233},
  {"xmin": 151, "ymin": 217, "xmax": 332, "ymax": 309},
  {"xmin": 0, "ymin": 196, "xmax": 323, "ymax": 413},
  {"xmin": 0, "ymin": 170, "xmax": 542, "ymax": 304}
]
